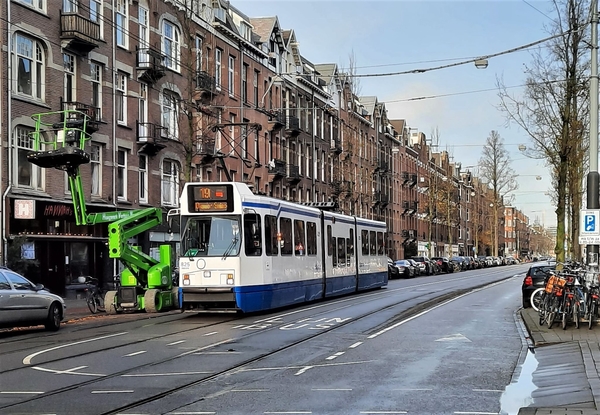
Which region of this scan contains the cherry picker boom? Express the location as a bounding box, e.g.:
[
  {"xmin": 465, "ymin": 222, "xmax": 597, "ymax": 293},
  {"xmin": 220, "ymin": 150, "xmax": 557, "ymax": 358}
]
[{"xmin": 26, "ymin": 109, "xmax": 176, "ymax": 313}]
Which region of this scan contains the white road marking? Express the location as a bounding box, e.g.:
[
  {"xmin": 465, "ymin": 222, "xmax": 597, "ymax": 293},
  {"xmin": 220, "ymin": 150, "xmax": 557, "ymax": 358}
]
[
  {"xmin": 0, "ymin": 391, "xmax": 44, "ymax": 394},
  {"xmin": 167, "ymin": 340, "xmax": 186, "ymax": 346},
  {"xmin": 359, "ymin": 412, "xmax": 408, "ymax": 414},
  {"xmin": 123, "ymin": 350, "xmax": 147, "ymax": 357},
  {"xmin": 472, "ymin": 389, "xmax": 503, "ymax": 392},
  {"xmin": 204, "ymin": 331, "xmax": 218, "ymax": 336},
  {"xmin": 312, "ymin": 388, "xmax": 352, "ymax": 391},
  {"xmin": 231, "ymin": 389, "xmax": 269, "ymax": 392},
  {"xmin": 294, "ymin": 366, "xmax": 313, "ymax": 376},
  {"xmin": 264, "ymin": 412, "xmax": 312, "ymax": 414},
  {"xmin": 393, "ymin": 388, "xmax": 433, "ymax": 391},
  {"xmin": 326, "ymin": 351, "xmax": 345, "ymax": 360},
  {"xmin": 168, "ymin": 412, "xmax": 216, "ymax": 415},
  {"xmin": 435, "ymin": 334, "xmax": 472, "ymax": 342},
  {"xmin": 242, "ymin": 360, "xmax": 375, "ymax": 375},
  {"xmin": 349, "ymin": 341, "xmax": 363, "ymax": 348},
  {"xmin": 454, "ymin": 412, "xmax": 499, "ymax": 415},
  {"xmin": 194, "ymin": 351, "xmax": 242, "ymax": 354},
  {"xmin": 32, "ymin": 366, "xmax": 104, "ymax": 377},
  {"xmin": 122, "ymin": 371, "xmax": 211, "ymax": 377},
  {"xmin": 91, "ymin": 390, "xmax": 134, "ymax": 394},
  {"xmin": 23, "ymin": 332, "xmax": 128, "ymax": 365}
]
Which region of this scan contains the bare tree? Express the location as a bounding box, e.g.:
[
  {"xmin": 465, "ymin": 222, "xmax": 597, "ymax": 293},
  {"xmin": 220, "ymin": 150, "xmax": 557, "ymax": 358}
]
[
  {"xmin": 497, "ymin": 0, "xmax": 589, "ymax": 263},
  {"xmin": 479, "ymin": 130, "xmax": 519, "ymax": 256}
]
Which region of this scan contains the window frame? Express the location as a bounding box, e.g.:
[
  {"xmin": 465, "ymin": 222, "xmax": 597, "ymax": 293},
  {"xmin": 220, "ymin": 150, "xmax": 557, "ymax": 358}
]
[
  {"xmin": 139, "ymin": 154, "xmax": 148, "ymax": 203},
  {"xmin": 115, "ymin": 72, "xmax": 127, "ymax": 124},
  {"xmin": 117, "ymin": 148, "xmax": 127, "ymax": 201},
  {"xmin": 14, "ymin": 33, "xmax": 45, "ymax": 100},
  {"xmin": 162, "ymin": 20, "xmax": 180, "ymax": 72},
  {"xmin": 63, "ymin": 52, "xmax": 76, "ymax": 103},
  {"xmin": 115, "ymin": 0, "xmax": 128, "ymax": 49},
  {"xmin": 15, "ymin": 125, "xmax": 43, "ymax": 190},
  {"xmin": 215, "ymin": 48, "xmax": 222, "ymax": 90},
  {"xmin": 161, "ymin": 159, "xmax": 179, "ymax": 207},
  {"xmin": 91, "ymin": 62, "xmax": 102, "ymax": 120},
  {"xmin": 161, "ymin": 90, "xmax": 179, "ymax": 140},
  {"xmin": 90, "ymin": 0, "xmax": 103, "ymax": 39},
  {"xmin": 90, "ymin": 144, "xmax": 102, "ymax": 196},
  {"xmin": 228, "ymin": 55, "xmax": 235, "ymax": 97}
]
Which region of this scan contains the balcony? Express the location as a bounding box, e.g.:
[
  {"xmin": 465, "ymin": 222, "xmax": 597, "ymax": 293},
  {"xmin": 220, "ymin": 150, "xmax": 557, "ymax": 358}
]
[
  {"xmin": 61, "ymin": 100, "xmax": 100, "ymax": 133},
  {"xmin": 330, "ymin": 137, "xmax": 342, "ymax": 154},
  {"xmin": 378, "ymin": 161, "xmax": 389, "ymax": 173},
  {"xmin": 284, "ymin": 115, "xmax": 301, "ymax": 137},
  {"xmin": 197, "ymin": 136, "xmax": 217, "ymax": 161},
  {"xmin": 194, "ymin": 71, "xmax": 216, "ymax": 102},
  {"xmin": 373, "ymin": 191, "xmax": 389, "ymax": 207},
  {"xmin": 136, "ymin": 122, "xmax": 167, "ymax": 155},
  {"xmin": 409, "ymin": 174, "xmax": 418, "ymax": 187},
  {"xmin": 267, "ymin": 111, "xmax": 286, "ymax": 132},
  {"xmin": 60, "ymin": 11, "xmax": 100, "ymax": 54},
  {"xmin": 287, "ymin": 164, "xmax": 301, "ymax": 184},
  {"xmin": 136, "ymin": 47, "xmax": 166, "ymax": 84},
  {"xmin": 268, "ymin": 158, "xmax": 286, "ymax": 177}
]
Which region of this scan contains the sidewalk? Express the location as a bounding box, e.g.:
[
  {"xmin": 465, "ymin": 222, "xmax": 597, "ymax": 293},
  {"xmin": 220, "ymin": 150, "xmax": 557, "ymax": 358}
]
[{"xmin": 518, "ymin": 307, "xmax": 600, "ymax": 414}]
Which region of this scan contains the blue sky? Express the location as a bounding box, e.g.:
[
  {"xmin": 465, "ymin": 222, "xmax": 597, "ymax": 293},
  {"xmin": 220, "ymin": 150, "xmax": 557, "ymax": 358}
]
[{"xmin": 236, "ymin": 0, "xmax": 565, "ymax": 228}]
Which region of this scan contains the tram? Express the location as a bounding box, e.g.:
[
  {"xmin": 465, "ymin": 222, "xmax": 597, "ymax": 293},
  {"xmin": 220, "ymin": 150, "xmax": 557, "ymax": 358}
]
[{"xmin": 177, "ymin": 182, "xmax": 388, "ymax": 313}]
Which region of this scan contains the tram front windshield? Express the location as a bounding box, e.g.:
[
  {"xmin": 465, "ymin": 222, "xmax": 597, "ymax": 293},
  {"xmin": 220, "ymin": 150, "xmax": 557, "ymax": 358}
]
[{"xmin": 181, "ymin": 216, "xmax": 241, "ymax": 257}]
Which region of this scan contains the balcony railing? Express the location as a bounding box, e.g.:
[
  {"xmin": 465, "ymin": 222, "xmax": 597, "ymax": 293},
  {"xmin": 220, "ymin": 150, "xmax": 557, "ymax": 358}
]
[
  {"xmin": 136, "ymin": 47, "xmax": 166, "ymax": 84},
  {"xmin": 330, "ymin": 137, "xmax": 343, "ymax": 154},
  {"xmin": 267, "ymin": 111, "xmax": 286, "ymax": 131},
  {"xmin": 285, "ymin": 115, "xmax": 301, "ymax": 136},
  {"xmin": 195, "ymin": 70, "xmax": 216, "ymax": 95},
  {"xmin": 61, "ymin": 100, "xmax": 100, "ymax": 132},
  {"xmin": 268, "ymin": 158, "xmax": 286, "ymax": 177},
  {"xmin": 197, "ymin": 136, "xmax": 216, "ymax": 156},
  {"xmin": 287, "ymin": 164, "xmax": 301, "ymax": 183},
  {"xmin": 60, "ymin": 11, "xmax": 100, "ymax": 53}
]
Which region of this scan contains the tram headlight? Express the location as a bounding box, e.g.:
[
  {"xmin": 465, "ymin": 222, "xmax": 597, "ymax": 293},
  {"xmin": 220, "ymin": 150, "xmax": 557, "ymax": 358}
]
[
  {"xmin": 226, "ymin": 273, "xmax": 234, "ymax": 285},
  {"xmin": 183, "ymin": 274, "xmax": 190, "ymax": 285},
  {"xmin": 204, "ymin": 271, "xmax": 211, "ymax": 278}
]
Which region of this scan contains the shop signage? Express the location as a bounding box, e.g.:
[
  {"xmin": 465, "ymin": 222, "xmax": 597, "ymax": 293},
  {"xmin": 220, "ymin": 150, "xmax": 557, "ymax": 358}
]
[{"xmin": 14, "ymin": 199, "xmax": 35, "ymax": 219}]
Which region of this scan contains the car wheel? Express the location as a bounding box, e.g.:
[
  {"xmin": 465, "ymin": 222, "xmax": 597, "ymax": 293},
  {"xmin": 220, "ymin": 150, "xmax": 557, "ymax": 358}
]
[{"xmin": 45, "ymin": 302, "xmax": 61, "ymax": 331}]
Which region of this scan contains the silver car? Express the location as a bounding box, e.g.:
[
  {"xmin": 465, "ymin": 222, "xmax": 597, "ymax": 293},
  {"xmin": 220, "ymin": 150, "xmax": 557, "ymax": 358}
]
[{"xmin": 0, "ymin": 267, "xmax": 66, "ymax": 331}]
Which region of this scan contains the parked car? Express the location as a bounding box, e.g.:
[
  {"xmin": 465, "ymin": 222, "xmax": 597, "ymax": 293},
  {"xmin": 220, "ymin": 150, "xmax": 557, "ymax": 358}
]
[
  {"xmin": 394, "ymin": 259, "xmax": 416, "ymax": 278},
  {"xmin": 407, "ymin": 258, "xmax": 423, "ymax": 276},
  {"xmin": 432, "ymin": 257, "xmax": 453, "ymax": 273},
  {"xmin": 387, "ymin": 257, "xmax": 400, "ymax": 280},
  {"xmin": 521, "ymin": 263, "xmax": 556, "ymax": 308},
  {"xmin": 410, "ymin": 256, "xmax": 432, "ymax": 275},
  {"xmin": 0, "ymin": 266, "xmax": 66, "ymax": 331}
]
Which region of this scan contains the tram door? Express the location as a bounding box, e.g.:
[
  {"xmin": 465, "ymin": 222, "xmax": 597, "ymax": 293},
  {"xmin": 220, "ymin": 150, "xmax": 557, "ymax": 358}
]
[{"xmin": 244, "ymin": 213, "xmax": 267, "ymax": 284}]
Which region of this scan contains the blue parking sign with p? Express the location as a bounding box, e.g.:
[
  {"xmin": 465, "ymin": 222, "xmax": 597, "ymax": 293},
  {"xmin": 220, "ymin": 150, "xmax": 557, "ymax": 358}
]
[{"xmin": 586, "ymin": 214, "xmax": 596, "ymax": 232}]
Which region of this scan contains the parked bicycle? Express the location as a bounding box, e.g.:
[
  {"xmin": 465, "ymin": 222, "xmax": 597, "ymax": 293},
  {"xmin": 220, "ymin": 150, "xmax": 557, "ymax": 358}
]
[{"xmin": 84, "ymin": 277, "xmax": 105, "ymax": 314}]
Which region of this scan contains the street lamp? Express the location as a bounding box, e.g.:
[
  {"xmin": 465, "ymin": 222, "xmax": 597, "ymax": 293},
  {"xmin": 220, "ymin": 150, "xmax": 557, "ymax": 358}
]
[{"xmin": 474, "ymin": 59, "xmax": 489, "ymax": 69}]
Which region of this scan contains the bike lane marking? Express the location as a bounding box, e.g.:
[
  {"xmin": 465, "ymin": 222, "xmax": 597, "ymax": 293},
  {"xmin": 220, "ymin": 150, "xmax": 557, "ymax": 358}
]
[{"xmin": 23, "ymin": 332, "xmax": 128, "ymax": 365}]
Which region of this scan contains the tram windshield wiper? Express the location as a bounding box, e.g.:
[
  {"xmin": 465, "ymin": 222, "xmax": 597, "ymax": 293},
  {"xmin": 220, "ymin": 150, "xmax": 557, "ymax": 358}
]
[{"xmin": 222, "ymin": 236, "xmax": 238, "ymax": 260}]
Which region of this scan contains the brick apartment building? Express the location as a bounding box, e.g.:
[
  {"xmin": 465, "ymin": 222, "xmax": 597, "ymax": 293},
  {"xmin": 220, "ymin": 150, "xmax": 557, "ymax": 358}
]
[{"xmin": 0, "ymin": 0, "xmax": 511, "ymax": 294}]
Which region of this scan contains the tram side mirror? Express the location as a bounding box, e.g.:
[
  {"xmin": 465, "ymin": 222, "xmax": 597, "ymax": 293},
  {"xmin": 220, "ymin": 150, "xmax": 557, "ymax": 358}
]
[
  {"xmin": 166, "ymin": 208, "xmax": 180, "ymax": 234},
  {"xmin": 251, "ymin": 223, "xmax": 260, "ymax": 238}
]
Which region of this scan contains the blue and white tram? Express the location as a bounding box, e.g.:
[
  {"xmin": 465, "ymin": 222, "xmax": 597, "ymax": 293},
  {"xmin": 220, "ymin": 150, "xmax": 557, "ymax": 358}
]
[{"xmin": 178, "ymin": 182, "xmax": 387, "ymax": 313}]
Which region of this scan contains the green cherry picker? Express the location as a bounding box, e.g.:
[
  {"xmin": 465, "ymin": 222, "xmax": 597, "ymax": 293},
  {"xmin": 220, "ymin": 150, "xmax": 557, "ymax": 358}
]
[{"xmin": 27, "ymin": 109, "xmax": 176, "ymax": 313}]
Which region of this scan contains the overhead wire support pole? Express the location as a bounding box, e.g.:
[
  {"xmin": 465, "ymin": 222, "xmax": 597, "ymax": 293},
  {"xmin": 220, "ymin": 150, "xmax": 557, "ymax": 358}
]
[{"xmin": 588, "ymin": 0, "xmax": 600, "ymax": 268}]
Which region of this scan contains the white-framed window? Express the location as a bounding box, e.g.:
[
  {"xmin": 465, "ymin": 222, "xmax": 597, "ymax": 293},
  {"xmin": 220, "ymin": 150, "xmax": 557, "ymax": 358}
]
[
  {"xmin": 19, "ymin": 0, "xmax": 45, "ymax": 12},
  {"xmin": 241, "ymin": 123, "xmax": 247, "ymax": 159},
  {"xmin": 228, "ymin": 55, "xmax": 234, "ymax": 97},
  {"xmin": 216, "ymin": 108, "xmax": 222, "ymax": 150},
  {"xmin": 215, "ymin": 48, "xmax": 222, "ymax": 90},
  {"xmin": 138, "ymin": 82, "xmax": 148, "ymax": 136},
  {"xmin": 14, "ymin": 33, "xmax": 44, "ymax": 100},
  {"xmin": 138, "ymin": 7, "xmax": 149, "ymax": 66},
  {"xmin": 162, "ymin": 20, "xmax": 180, "ymax": 71},
  {"xmin": 117, "ymin": 148, "xmax": 127, "ymax": 200},
  {"xmin": 91, "ymin": 62, "xmax": 102, "ymax": 120},
  {"xmin": 91, "ymin": 144, "xmax": 102, "ymax": 196},
  {"xmin": 15, "ymin": 126, "xmax": 43, "ymax": 190},
  {"xmin": 63, "ymin": 52, "xmax": 75, "ymax": 103},
  {"xmin": 139, "ymin": 154, "xmax": 148, "ymax": 203},
  {"xmin": 242, "ymin": 64, "xmax": 247, "ymax": 103},
  {"xmin": 90, "ymin": 0, "xmax": 103, "ymax": 38},
  {"xmin": 161, "ymin": 90, "xmax": 179, "ymax": 140},
  {"xmin": 195, "ymin": 35, "xmax": 203, "ymax": 71},
  {"xmin": 115, "ymin": 72, "xmax": 127, "ymax": 124},
  {"xmin": 161, "ymin": 159, "xmax": 179, "ymax": 207},
  {"xmin": 306, "ymin": 144, "xmax": 311, "ymax": 178},
  {"xmin": 63, "ymin": 0, "xmax": 76, "ymax": 12},
  {"xmin": 115, "ymin": 0, "xmax": 128, "ymax": 48}
]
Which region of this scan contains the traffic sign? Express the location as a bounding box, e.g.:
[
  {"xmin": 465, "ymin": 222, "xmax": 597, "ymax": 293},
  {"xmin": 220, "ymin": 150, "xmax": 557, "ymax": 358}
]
[
  {"xmin": 580, "ymin": 235, "xmax": 600, "ymax": 245},
  {"xmin": 580, "ymin": 210, "xmax": 600, "ymax": 236}
]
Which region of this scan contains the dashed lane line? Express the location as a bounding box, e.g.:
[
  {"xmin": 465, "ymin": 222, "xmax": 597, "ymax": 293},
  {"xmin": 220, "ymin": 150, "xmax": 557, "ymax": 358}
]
[
  {"xmin": 0, "ymin": 391, "xmax": 44, "ymax": 394},
  {"xmin": 204, "ymin": 332, "xmax": 218, "ymax": 336},
  {"xmin": 167, "ymin": 340, "xmax": 186, "ymax": 346},
  {"xmin": 123, "ymin": 351, "xmax": 147, "ymax": 357},
  {"xmin": 91, "ymin": 390, "xmax": 134, "ymax": 394},
  {"xmin": 325, "ymin": 351, "xmax": 345, "ymax": 360},
  {"xmin": 311, "ymin": 388, "xmax": 352, "ymax": 391},
  {"xmin": 349, "ymin": 341, "xmax": 363, "ymax": 348}
]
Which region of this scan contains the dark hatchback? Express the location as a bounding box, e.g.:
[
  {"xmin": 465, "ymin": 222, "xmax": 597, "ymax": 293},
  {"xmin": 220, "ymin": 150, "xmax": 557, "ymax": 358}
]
[{"xmin": 521, "ymin": 263, "xmax": 556, "ymax": 308}]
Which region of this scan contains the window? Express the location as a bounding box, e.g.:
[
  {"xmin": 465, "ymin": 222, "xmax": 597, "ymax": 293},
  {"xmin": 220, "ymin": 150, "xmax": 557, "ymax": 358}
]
[
  {"xmin": 117, "ymin": 148, "xmax": 127, "ymax": 200},
  {"xmin": 138, "ymin": 7, "xmax": 149, "ymax": 65},
  {"xmin": 349, "ymin": 228, "xmax": 355, "ymax": 257},
  {"xmin": 377, "ymin": 232, "xmax": 384, "ymax": 255},
  {"xmin": 228, "ymin": 55, "xmax": 234, "ymax": 96},
  {"xmin": 294, "ymin": 220, "xmax": 305, "ymax": 256},
  {"xmin": 361, "ymin": 230, "xmax": 369, "ymax": 255},
  {"xmin": 253, "ymin": 70, "xmax": 259, "ymax": 106},
  {"xmin": 162, "ymin": 159, "xmax": 179, "ymax": 206},
  {"xmin": 370, "ymin": 231, "xmax": 376, "ymax": 256},
  {"xmin": 90, "ymin": 144, "xmax": 101, "ymax": 196},
  {"xmin": 139, "ymin": 154, "xmax": 148, "ymax": 203},
  {"xmin": 91, "ymin": 62, "xmax": 102, "ymax": 120},
  {"xmin": 162, "ymin": 20, "xmax": 180, "ymax": 71},
  {"xmin": 15, "ymin": 126, "xmax": 43, "ymax": 190},
  {"xmin": 14, "ymin": 33, "xmax": 44, "ymax": 99},
  {"xmin": 90, "ymin": 0, "xmax": 103, "ymax": 38},
  {"xmin": 337, "ymin": 238, "xmax": 347, "ymax": 267},
  {"xmin": 63, "ymin": 0, "xmax": 76, "ymax": 12},
  {"xmin": 115, "ymin": 0, "xmax": 127, "ymax": 48},
  {"xmin": 242, "ymin": 64, "xmax": 248, "ymax": 102},
  {"xmin": 0, "ymin": 273, "xmax": 10, "ymax": 290},
  {"xmin": 115, "ymin": 72, "xmax": 127, "ymax": 124},
  {"xmin": 241, "ymin": 122, "xmax": 247, "ymax": 159},
  {"xmin": 307, "ymin": 222, "xmax": 317, "ymax": 256},
  {"xmin": 280, "ymin": 217, "xmax": 292, "ymax": 256},
  {"xmin": 161, "ymin": 91, "xmax": 179, "ymax": 140},
  {"xmin": 328, "ymin": 225, "xmax": 333, "ymax": 256},
  {"xmin": 195, "ymin": 35, "xmax": 203, "ymax": 71},
  {"xmin": 244, "ymin": 213, "xmax": 262, "ymax": 256},
  {"xmin": 18, "ymin": 0, "xmax": 45, "ymax": 12},
  {"xmin": 215, "ymin": 49, "xmax": 222, "ymax": 90},
  {"xmin": 63, "ymin": 53, "xmax": 75, "ymax": 103},
  {"xmin": 265, "ymin": 215, "xmax": 278, "ymax": 256},
  {"xmin": 6, "ymin": 272, "xmax": 34, "ymax": 291},
  {"xmin": 139, "ymin": 83, "xmax": 148, "ymax": 132}
]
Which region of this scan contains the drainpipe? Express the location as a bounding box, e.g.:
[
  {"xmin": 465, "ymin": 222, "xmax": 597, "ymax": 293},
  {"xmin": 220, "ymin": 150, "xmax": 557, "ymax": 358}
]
[
  {"xmin": 111, "ymin": 0, "xmax": 118, "ymax": 277},
  {"xmin": 2, "ymin": 0, "xmax": 13, "ymax": 265},
  {"xmin": 239, "ymin": 41, "xmax": 243, "ymax": 184},
  {"xmin": 311, "ymin": 88, "xmax": 315, "ymax": 201}
]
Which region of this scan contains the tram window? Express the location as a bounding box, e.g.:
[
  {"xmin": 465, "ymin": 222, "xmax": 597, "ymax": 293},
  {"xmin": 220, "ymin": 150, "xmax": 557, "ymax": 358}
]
[
  {"xmin": 338, "ymin": 238, "xmax": 346, "ymax": 267},
  {"xmin": 377, "ymin": 232, "xmax": 384, "ymax": 255},
  {"xmin": 332, "ymin": 237, "xmax": 338, "ymax": 266},
  {"xmin": 294, "ymin": 220, "xmax": 306, "ymax": 255},
  {"xmin": 280, "ymin": 217, "xmax": 293, "ymax": 256},
  {"xmin": 265, "ymin": 215, "xmax": 278, "ymax": 256},
  {"xmin": 349, "ymin": 228, "xmax": 355, "ymax": 256},
  {"xmin": 327, "ymin": 225, "xmax": 333, "ymax": 256},
  {"xmin": 244, "ymin": 213, "xmax": 262, "ymax": 256},
  {"xmin": 346, "ymin": 238, "xmax": 352, "ymax": 265},
  {"xmin": 307, "ymin": 222, "xmax": 317, "ymax": 256},
  {"xmin": 361, "ymin": 230, "xmax": 369, "ymax": 255},
  {"xmin": 370, "ymin": 231, "xmax": 376, "ymax": 255}
]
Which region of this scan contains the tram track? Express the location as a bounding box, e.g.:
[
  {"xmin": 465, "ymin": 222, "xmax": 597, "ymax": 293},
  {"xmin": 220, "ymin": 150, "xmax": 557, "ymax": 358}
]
[{"xmin": 0, "ymin": 269, "xmax": 522, "ymax": 414}]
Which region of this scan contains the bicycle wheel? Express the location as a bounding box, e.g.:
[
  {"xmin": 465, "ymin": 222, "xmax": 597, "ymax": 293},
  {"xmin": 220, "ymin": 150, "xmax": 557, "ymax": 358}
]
[
  {"xmin": 87, "ymin": 292, "xmax": 98, "ymax": 314},
  {"xmin": 95, "ymin": 292, "xmax": 105, "ymax": 312},
  {"xmin": 573, "ymin": 301, "xmax": 580, "ymax": 329},
  {"xmin": 530, "ymin": 288, "xmax": 545, "ymax": 312},
  {"xmin": 590, "ymin": 303, "xmax": 596, "ymax": 330}
]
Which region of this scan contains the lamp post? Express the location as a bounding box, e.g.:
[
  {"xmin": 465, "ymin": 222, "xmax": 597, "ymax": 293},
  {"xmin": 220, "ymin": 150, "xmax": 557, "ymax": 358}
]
[{"xmin": 588, "ymin": 0, "xmax": 599, "ymax": 268}]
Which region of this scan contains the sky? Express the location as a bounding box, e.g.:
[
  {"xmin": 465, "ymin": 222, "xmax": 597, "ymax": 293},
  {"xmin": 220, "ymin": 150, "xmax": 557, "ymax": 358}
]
[{"xmin": 235, "ymin": 0, "xmax": 575, "ymax": 229}]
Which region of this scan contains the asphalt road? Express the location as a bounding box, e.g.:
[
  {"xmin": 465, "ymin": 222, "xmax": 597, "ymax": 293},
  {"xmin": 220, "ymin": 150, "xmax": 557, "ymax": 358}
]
[{"xmin": 0, "ymin": 264, "xmax": 530, "ymax": 415}]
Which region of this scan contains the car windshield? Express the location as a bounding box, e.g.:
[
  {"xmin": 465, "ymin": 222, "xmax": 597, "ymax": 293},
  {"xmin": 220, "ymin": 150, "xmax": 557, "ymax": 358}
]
[{"xmin": 181, "ymin": 216, "xmax": 241, "ymax": 257}]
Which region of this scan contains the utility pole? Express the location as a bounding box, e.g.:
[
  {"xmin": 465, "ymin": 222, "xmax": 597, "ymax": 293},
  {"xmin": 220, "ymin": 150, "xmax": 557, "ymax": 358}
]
[{"xmin": 587, "ymin": 0, "xmax": 599, "ymax": 268}]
